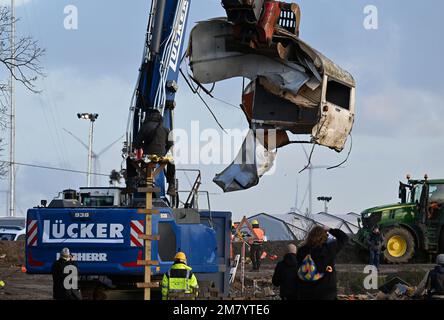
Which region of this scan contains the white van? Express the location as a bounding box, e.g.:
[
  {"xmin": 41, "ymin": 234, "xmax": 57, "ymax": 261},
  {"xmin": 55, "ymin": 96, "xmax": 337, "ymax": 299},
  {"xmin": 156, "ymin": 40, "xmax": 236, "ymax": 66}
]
[{"xmin": 0, "ymin": 217, "xmax": 26, "ymax": 241}]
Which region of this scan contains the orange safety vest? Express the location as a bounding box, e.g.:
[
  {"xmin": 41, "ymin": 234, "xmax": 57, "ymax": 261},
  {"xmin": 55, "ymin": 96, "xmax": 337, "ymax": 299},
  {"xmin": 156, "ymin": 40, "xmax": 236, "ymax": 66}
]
[{"xmin": 252, "ymin": 228, "xmax": 265, "ymax": 244}]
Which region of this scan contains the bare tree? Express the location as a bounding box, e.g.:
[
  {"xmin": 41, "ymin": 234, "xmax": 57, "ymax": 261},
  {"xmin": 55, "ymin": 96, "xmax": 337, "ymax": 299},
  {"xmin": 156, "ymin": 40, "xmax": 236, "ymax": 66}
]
[
  {"xmin": 0, "ymin": 140, "xmax": 6, "ymax": 177},
  {"xmin": 0, "ymin": 5, "xmax": 45, "ymax": 178}
]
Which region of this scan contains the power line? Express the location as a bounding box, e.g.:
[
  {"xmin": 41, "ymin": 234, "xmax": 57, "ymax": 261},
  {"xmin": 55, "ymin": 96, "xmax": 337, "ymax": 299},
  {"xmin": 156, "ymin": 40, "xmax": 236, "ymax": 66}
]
[
  {"xmin": 212, "ymin": 96, "xmax": 242, "ymax": 110},
  {"xmin": 179, "ymin": 68, "xmax": 228, "ymax": 133},
  {"xmin": 0, "ymin": 160, "xmax": 109, "ymax": 177},
  {"xmin": 327, "ymin": 134, "xmax": 353, "ymax": 170},
  {"xmin": 22, "ymin": 3, "xmax": 73, "ymax": 174}
]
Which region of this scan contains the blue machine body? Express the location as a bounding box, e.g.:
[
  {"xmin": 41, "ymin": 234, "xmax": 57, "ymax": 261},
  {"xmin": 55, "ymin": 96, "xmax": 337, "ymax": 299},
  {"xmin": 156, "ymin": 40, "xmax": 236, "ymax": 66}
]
[
  {"xmin": 26, "ymin": 207, "xmax": 231, "ymax": 294},
  {"xmin": 26, "ymin": 208, "xmax": 230, "ymax": 276},
  {"xmin": 25, "ymin": 0, "xmax": 233, "ymax": 296}
]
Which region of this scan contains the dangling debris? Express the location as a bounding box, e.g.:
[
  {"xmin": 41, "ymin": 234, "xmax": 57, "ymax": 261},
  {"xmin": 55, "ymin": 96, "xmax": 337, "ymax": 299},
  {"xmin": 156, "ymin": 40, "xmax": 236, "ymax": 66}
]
[
  {"xmin": 214, "ymin": 130, "xmax": 276, "ymax": 192},
  {"xmin": 187, "ymin": 2, "xmax": 356, "ymax": 192},
  {"xmin": 188, "ymin": 18, "xmax": 356, "ymax": 152}
]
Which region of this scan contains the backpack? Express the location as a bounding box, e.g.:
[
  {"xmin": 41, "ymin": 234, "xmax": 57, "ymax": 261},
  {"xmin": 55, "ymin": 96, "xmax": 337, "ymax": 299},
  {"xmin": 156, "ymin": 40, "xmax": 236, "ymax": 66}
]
[{"xmin": 298, "ymin": 254, "xmax": 325, "ymax": 282}]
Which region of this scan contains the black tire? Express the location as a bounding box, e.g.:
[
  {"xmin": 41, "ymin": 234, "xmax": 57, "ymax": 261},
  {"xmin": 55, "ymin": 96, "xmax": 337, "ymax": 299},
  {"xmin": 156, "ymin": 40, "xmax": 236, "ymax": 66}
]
[{"xmin": 382, "ymin": 227, "xmax": 415, "ymax": 264}]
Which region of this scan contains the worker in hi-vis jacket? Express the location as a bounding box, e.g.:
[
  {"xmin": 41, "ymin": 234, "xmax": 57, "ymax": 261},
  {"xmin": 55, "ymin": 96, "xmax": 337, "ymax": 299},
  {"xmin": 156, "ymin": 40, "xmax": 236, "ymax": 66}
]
[
  {"xmin": 161, "ymin": 252, "xmax": 199, "ymax": 300},
  {"xmin": 249, "ymin": 220, "xmax": 266, "ymax": 271}
]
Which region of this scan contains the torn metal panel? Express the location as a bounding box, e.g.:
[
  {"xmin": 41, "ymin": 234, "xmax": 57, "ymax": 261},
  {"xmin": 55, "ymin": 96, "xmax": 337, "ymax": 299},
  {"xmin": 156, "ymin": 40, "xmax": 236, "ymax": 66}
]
[
  {"xmin": 258, "ymin": 76, "xmax": 319, "ymax": 108},
  {"xmin": 188, "ymin": 18, "xmax": 355, "ymax": 151},
  {"xmin": 188, "ymin": 19, "xmax": 310, "ymax": 95},
  {"xmin": 242, "ymin": 78, "xmax": 319, "ymax": 134},
  {"xmin": 275, "ymin": 27, "xmax": 356, "ymax": 88},
  {"xmin": 312, "ymin": 76, "xmax": 356, "ymax": 151},
  {"xmin": 213, "ymin": 131, "xmax": 276, "ymax": 192}
]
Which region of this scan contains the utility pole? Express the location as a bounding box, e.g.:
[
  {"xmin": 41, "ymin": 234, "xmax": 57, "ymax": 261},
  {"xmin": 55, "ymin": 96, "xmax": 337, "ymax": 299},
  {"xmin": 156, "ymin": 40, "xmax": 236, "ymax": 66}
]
[
  {"xmin": 291, "ymin": 179, "xmax": 299, "ymax": 212},
  {"xmin": 317, "ymin": 196, "xmax": 333, "ymax": 213},
  {"xmin": 77, "ymin": 113, "xmax": 99, "ymax": 187},
  {"xmin": 1, "ymin": 191, "xmax": 8, "ymax": 217},
  {"xmin": 9, "ymin": 0, "xmax": 16, "ymax": 217},
  {"xmin": 299, "ymin": 145, "xmax": 331, "ymax": 216},
  {"xmin": 88, "ymin": 119, "xmax": 94, "ymax": 187},
  {"xmin": 306, "ymin": 163, "xmax": 329, "ymax": 215},
  {"xmin": 308, "ymin": 165, "xmax": 312, "ymax": 216}
]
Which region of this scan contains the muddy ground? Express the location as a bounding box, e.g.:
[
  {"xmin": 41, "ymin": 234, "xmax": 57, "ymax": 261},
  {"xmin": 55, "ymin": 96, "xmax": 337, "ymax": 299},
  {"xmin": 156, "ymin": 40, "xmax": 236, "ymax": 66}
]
[
  {"xmin": 0, "ymin": 266, "xmax": 52, "ymax": 300},
  {"xmin": 0, "ymin": 241, "xmax": 52, "ymax": 300},
  {"xmin": 0, "ymin": 241, "xmax": 434, "ymax": 300},
  {"xmin": 0, "ymin": 240, "xmax": 25, "ymax": 265}
]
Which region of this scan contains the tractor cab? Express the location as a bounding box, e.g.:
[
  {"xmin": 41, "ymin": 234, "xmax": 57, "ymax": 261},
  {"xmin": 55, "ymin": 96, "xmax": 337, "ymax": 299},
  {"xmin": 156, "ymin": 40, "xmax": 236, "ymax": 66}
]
[
  {"xmin": 399, "ymin": 177, "xmax": 444, "ymax": 223},
  {"xmin": 356, "ymin": 175, "xmax": 444, "ymax": 263}
]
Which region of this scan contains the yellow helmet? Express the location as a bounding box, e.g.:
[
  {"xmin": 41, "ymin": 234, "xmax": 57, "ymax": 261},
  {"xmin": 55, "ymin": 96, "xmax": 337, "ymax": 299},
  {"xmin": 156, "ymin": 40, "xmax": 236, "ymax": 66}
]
[
  {"xmin": 251, "ymin": 220, "xmax": 259, "ymax": 226},
  {"xmin": 174, "ymin": 252, "xmax": 187, "ymax": 263}
]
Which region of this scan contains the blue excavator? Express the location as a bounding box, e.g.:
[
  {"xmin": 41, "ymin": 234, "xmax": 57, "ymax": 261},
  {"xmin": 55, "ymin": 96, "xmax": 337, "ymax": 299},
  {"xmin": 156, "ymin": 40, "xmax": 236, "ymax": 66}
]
[{"xmin": 25, "ymin": 0, "xmax": 356, "ymax": 299}]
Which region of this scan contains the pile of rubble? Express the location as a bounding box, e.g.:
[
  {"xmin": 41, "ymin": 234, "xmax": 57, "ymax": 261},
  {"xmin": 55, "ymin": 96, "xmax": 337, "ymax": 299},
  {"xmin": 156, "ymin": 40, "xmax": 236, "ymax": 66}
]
[
  {"xmin": 0, "ymin": 240, "xmax": 25, "ymax": 266},
  {"xmin": 337, "ymin": 277, "xmax": 420, "ymax": 301},
  {"xmin": 338, "ymin": 294, "xmax": 376, "ymax": 301},
  {"xmin": 229, "ymin": 268, "xmax": 279, "ymax": 300},
  {"xmin": 375, "ymin": 278, "xmax": 418, "ymax": 301}
]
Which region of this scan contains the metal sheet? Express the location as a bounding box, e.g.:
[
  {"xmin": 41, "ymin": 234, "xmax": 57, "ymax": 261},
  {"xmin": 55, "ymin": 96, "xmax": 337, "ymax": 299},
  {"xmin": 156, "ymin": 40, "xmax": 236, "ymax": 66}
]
[
  {"xmin": 188, "ymin": 19, "xmax": 309, "ymax": 95},
  {"xmin": 189, "ymin": 18, "xmax": 356, "ymax": 153},
  {"xmin": 276, "ymin": 27, "xmax": 356, "ymax": 87},
  {"xmin": 213, "ymin": 131, "xmax": 276, "ymax": 192}
]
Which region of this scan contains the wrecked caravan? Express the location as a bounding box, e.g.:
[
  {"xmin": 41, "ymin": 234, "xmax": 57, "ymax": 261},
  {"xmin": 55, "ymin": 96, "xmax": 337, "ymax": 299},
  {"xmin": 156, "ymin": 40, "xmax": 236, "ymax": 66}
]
[{"xmin": 188, "ymin": 18, "xmax": 355, "ymax": 152}]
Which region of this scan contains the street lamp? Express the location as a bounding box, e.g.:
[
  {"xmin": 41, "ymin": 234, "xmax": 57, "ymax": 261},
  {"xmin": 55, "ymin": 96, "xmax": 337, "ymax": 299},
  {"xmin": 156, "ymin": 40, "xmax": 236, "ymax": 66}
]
[
  {"xmin": 317, "ymin": 196, "xmax": 332, "ymax": 213},
  {"xmin": 77, "ymin": 113, "xmax": 99, "ymax": 187}
]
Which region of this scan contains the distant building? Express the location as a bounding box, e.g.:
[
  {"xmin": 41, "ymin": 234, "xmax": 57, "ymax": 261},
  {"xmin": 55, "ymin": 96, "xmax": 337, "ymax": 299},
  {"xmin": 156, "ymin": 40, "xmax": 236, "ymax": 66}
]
[
  {"xmin": 290, "ymin": 211, "xmax": 360, "ymax": 235},
  {"xmin": 246, "ymin": 212, "xmax": 360, "ymax": 241},
  {"xmin": 246, "ymin": 213, "xmax": 300, "ymax": 241}
]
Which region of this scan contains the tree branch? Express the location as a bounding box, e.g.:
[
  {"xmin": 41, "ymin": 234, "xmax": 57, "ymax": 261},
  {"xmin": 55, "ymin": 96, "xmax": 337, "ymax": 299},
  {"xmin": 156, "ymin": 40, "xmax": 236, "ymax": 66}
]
[{"xmin": 0, "ymin": 6, "xmax": 45, "ymax": 178}]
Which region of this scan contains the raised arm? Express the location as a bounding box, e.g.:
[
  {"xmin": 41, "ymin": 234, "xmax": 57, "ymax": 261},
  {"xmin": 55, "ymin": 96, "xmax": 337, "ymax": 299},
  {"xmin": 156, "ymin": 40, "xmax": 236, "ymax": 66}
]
[{"xmin": 327, "ymin": 228, "xmax": 349, "ymax": 254}]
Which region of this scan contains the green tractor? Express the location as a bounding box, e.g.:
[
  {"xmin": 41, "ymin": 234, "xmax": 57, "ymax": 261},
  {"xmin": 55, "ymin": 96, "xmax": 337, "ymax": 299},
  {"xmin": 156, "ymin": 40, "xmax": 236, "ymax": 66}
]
[{"xmin": 355, "ymin": 175, "xmax": 444, "ymax": 264}]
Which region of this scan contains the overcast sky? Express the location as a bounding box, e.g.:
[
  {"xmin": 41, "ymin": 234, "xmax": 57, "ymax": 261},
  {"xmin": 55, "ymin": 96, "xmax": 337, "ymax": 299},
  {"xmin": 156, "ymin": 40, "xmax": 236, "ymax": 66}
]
[{"xmin": 0, "ymin": 0, "xmax": 443, "ymax": 220}]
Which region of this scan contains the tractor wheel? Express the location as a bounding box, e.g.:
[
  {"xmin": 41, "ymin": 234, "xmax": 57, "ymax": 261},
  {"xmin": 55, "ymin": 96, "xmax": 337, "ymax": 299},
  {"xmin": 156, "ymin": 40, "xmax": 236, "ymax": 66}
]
[{"xmin": 383, "ymin": 227, "xmax": 415, "ymax": 264}]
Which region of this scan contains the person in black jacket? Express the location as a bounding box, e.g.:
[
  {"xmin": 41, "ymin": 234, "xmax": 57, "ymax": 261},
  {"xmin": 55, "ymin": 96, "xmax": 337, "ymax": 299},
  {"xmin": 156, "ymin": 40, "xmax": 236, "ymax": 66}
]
[
  {"xmin": 366, "ymin": 227, "xmax": 384, "ymax": 270},
  {"xmin": 296, "ymin": 226, "xmax": 349, "ymax": 300},
  {"xmin": 272, "ymin": 244, "xmax": 299, "ymax": 300},
  {"xmin": 133, "ymin": 109, "xmax": 176, "ymax": 196},
  {"xmin": 51, "ymin": 248, "xmax": 82, "ymax": 300},
  {"xmin": 414, "ymin": 254, "xmax": 444, "ymax": 300}
]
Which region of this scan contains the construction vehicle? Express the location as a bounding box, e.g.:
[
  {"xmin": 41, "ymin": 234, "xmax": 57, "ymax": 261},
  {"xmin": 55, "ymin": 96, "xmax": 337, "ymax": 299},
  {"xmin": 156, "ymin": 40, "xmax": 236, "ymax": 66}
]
[
  {"xmin": 355, "ymin": 175, "xmax": 444, "ymax": 264},
  {"xmin": 0, "ymin": 217, "xmax": 26, "ymax": 241},
  {"xmin": 25, "ymin": 0, "xmax": 232, "ymax": 299},
  {"xmin": 25, "ymin": 0, "xmax": 356, "ymax": 299}
]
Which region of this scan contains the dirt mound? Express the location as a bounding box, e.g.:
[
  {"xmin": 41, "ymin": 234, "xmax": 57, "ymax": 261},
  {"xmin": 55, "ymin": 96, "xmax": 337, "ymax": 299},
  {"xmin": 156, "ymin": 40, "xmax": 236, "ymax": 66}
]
[
  {"xmin": 0, "ymin": 241, "xmax": 25, "ymax": 266},
  {"xmin": 232, "ymin": 241, "xmax": 296, "ymax": 264},
  {"xmin": 233, "ymin": 240, "xmax": 366, "ymax": 264}
]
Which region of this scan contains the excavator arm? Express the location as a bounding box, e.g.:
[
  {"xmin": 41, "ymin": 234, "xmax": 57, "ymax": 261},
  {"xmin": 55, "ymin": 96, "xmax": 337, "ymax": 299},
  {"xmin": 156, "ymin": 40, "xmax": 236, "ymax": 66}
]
[
  {"xmin": 124, "ymin": 0, "xmax": 192, "ymax": 197},
  {"xmin": 124, "ymin": 0, "xmax": 356, "ymax": 195}
]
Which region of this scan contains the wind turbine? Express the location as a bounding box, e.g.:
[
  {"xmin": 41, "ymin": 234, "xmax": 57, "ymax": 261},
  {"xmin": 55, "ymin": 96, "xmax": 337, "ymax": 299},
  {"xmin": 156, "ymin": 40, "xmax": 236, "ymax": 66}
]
[
  {"xmin": 63, "ymin": 128, "xmax": 123, "ymax": 186},
  {"xmin": 298, "ymin": 144, "xmax": 333, "ymax": 217}
]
